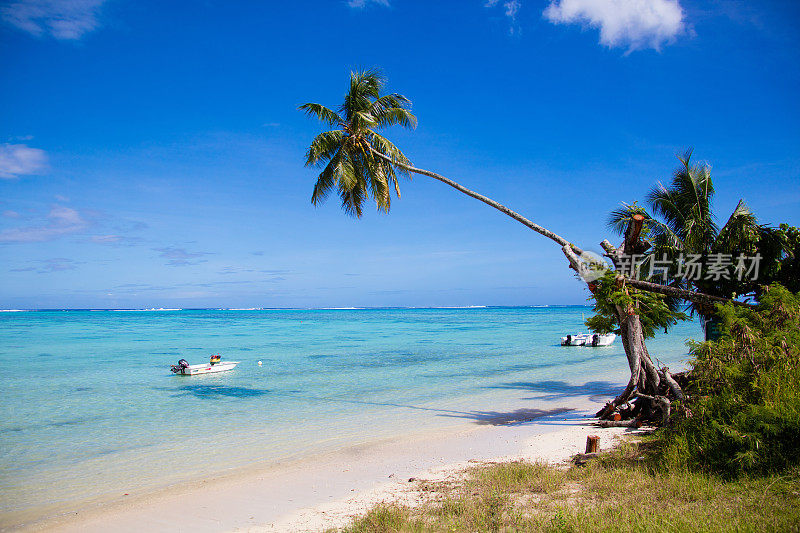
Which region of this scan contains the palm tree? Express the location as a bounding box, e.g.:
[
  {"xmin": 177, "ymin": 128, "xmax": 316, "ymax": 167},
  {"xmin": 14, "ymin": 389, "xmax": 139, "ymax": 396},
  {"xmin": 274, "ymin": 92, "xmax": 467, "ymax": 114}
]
[
  {"xmin": 300, "ymin": 69, "xmax": 758, "ymax": 424},
  {"xmin": 608, "ymin": 150, "xmax": 768, "ymax": 336},
  {"xmin": 299, "ymin": 69, "xmax": 415, "ymax": 218},
  {"xmin": 299, "ymin": 69, "xmax": 576, "ymax": 249},
  {"xmin": 301, "ymin": 70, "xmax": 750, "ymax": 311}
]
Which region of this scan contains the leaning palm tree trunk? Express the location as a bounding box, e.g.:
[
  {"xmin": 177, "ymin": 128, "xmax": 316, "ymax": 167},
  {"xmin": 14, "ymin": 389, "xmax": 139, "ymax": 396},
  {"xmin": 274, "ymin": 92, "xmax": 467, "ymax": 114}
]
[
  {"xmin": 372, "ymin": 148, "xmax": 757, "ymax": 424},
  {"xmin": 373, "ymin": 148, "xmax": 752, "ymax": 309},
  {"xmin": 565, "ymin": 216, "xmax": 675, "ymax": 423},
  {"xmin": 369, "ymin": 149, "xmax": 583, "ymax": 254},
  {"xmin": 302, "ymin": 71, "xmax": 750, "ymax": 424}
]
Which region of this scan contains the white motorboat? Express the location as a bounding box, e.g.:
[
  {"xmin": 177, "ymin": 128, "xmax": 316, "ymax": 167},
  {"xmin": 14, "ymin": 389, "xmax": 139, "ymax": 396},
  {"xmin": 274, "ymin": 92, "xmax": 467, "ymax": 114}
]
[
  {"xmin": 560, "ymin": 333, "xmax": 616, "ymax": 347},
  {"xmin": 561, "ymin": 333, "xmax": 586, "ymax": 346},
  {"xmin": 170, "ymin": 356, "xmax": 240, "ymax": 375}
]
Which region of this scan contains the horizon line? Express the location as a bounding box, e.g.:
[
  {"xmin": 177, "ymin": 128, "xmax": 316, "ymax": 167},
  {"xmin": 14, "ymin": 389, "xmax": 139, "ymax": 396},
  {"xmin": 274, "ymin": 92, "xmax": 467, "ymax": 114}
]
[{"xmin": 0, "ymin": 304, "xmax": 594, "ymax": 313}]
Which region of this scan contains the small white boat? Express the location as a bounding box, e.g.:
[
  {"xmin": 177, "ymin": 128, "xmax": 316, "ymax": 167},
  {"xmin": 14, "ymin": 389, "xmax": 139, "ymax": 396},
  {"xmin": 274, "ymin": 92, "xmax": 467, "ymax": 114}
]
[
  {"xmin": 560, "ymin": 333, "xmax": 616, "ymax": 347},
  {"xmin": 170, "ymin": 357, "xmax": 240, "ymax": 375}
]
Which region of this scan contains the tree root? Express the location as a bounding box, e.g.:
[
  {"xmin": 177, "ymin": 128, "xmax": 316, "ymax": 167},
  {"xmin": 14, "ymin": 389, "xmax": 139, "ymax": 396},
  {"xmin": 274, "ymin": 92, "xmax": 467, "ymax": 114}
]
[
  {"xmin": 660, "ymin": 366, "xmax": 684, "ymax": 401},
  {"xmin": 593, "ymin": 228, "xmax": 689, "ymax": 428},
  {"xmin": 596, "ymin": 419, "xmax": 643, "ymax": 428},
  {"xmin": 597, "ymin": 366, "xmax": 685, "ymax": 426},
  {"xmin": 635, "ymin": 392, "xmax": 671, "ymax": 425}
]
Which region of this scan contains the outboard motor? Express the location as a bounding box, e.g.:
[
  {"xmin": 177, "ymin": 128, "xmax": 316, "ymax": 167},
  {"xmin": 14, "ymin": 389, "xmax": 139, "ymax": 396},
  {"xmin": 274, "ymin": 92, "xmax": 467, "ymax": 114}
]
[
  {"xmin": 565, "ymin": 334, "xmax": 573, "ymax": 346},
  {"xmin": 592, "ymin": 334, "xmax": 599, "ymax": 347},
  {"xmin": 171, "ymin": 359, "xmax": 191, "ymax": 374}
]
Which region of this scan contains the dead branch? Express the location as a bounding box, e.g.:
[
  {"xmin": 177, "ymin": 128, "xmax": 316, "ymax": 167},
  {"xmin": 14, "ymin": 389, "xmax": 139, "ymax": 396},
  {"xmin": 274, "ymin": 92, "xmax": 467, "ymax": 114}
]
[
  {"xmin": 635, "ymin": 392, "xmax": 671, "ymax": 425},
  {"xmin": 596, "ymin": 419, "xmax": 642, "ymax": 428},
  {"xmin": 661, "ymin": 367, "xmax": 685, "ymax": 401}
]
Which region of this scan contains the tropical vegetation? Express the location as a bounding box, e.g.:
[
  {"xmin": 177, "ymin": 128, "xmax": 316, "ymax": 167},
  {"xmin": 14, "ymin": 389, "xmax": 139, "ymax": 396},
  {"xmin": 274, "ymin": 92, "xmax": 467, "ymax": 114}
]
[
  {"xmin": 660, "ymin": 283, "xmax": 800, "ymax": 477},
  {"xmin": 606, "ymin": 152, "xmax": 797, "ymax": 336},
  {"xmin": 299, "ymin": 69, "xmax": 415, "ymax": 217},
  {"xmin": 300, "ymin": 69, "xmax": 798, "ymax": 429},
  {"xmin": 301, "ymin": 67, "xmax": 800, "ymax": 531},
  {"xmin": 297, "ymin": 67, "xmax": 800, "ymax": 533}
]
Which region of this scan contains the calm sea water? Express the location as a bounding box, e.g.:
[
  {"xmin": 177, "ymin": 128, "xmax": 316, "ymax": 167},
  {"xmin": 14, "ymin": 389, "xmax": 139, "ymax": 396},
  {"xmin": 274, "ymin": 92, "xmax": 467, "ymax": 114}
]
[{"xmin": 0, "ymin": 306, "xmax": 699, "ymax": 523}]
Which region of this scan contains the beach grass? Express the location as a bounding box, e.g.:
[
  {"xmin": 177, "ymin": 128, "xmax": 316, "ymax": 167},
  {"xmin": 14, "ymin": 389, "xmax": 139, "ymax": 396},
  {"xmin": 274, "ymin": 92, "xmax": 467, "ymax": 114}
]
[{"xmin": 335, "ymin": 439, "xmax": 800, "ymax": 532}]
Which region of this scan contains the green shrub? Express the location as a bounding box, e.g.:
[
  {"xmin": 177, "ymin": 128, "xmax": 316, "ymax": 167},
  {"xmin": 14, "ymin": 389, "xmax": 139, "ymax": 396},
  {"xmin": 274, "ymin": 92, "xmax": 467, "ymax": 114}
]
[
  {"xmin": 662, "ymin": 283, "xmax": 800, "ymax": 477},
  {"xmin": 585, "ymin": 270, "xmax": 688, "ymax": 338}
]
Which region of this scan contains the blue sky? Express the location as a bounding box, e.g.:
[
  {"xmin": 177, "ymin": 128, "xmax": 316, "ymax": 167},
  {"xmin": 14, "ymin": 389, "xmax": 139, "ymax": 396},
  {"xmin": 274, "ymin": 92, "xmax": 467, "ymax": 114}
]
[{"xmin": 0, "ymin": 0, "xmax": 798, "ymax": 309}]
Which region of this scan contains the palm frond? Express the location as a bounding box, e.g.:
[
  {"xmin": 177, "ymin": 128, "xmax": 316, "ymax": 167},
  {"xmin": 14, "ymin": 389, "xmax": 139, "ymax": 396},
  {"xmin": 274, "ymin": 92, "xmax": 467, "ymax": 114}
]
[
  {"xmin": 369, "ymin": 93, "xmax": 417, "ymax": 130},
  {"xmin": 311, "ymin": 149, "xmax": 341, "ymax": 206},
  {"xmin": 370, "ymin": 132, "xmax": 412, "ymax": 169},
  {"xmin": 366, "ymin": 156, "xmax": 391, "ymax": 212},
  {"xmin": 342, "ymin": 69, "xmax": 384, "ymax": 121},
  {"xmin": 297, "ymin": 103, "xmax": 342, "ymax": 127},
  {"xmin": 649, "ymin": 219, "xmax": 685, "ymax": 254},
  {"xmin": 647, "ymin": 182, "xmax": 688, "ymax": 236},
  {"xmin": 352, "ymin": 68, "xmax": 384, "ymax": 98},
  {"xmin": 369, "ymin": 93, "xmax": 411, "ymax": 114},
  {"xmin": 339, "ymin": 163, "xmax": 367, "ymax": 218},
  {"xmin": 715, "ymin": 199, "xmax": 760, "ymax": 254},
  {"xmin": 335, "ymin": 150, "xmax": 358, "ymax": 192},
  {"xmin": 352, "ymin": 111, "xmax": 378, "ymax": 130},
  {"xmin": 606, "ymin": 202, "xmax": 650, "ymax": 237},
  {"xmin": 375, "ymin": 107, "xmax": 417, "ymax": 129},
  {"xmin": 305, "ymin": 130, "xmax": 344, "ymax": 167},
  {"xmin": 301, "ymin": 68, "xmax": 414, "ymax": 216},
  {"xmin": 647, "ymin": 150, "xmax": 718, "ymax": 254}
]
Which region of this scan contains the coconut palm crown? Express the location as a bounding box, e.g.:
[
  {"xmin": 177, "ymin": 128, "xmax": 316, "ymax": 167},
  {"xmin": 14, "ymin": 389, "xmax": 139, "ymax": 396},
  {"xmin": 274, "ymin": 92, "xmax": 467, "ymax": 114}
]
[
  {"xmin": 299, "ymin": 69, "xmax": 417, "ymax": 217},
  {"xmin": 607, "ymin": 150, "xmax": 767, "ymax": 315}
]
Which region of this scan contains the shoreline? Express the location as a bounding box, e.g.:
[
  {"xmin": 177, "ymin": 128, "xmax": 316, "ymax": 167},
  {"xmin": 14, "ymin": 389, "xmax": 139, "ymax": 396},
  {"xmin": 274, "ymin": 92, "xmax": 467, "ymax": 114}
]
[
  {"xmin": 262, "ymin": 415, "xmax": 642, "ymax": 533},
  {"xmin": 2, "ymin": 305, "xmax": 696, "ymax": 532},
  {"xmin": 15, "ymin": 394, "xmax": 626, "ymax": 533}
]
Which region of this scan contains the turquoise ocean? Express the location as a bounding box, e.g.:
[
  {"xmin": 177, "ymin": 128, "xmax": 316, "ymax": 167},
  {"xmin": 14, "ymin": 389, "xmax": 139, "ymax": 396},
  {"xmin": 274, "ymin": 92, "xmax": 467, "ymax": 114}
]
[{"xmin": 0, "ymin": 307, "xmax": 699, "ymax": 525}]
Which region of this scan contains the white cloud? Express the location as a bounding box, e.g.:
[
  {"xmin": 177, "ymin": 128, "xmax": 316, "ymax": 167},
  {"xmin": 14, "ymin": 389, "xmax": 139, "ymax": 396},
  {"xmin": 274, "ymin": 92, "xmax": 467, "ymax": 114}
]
[
  {"xmin": 0, "ymin": 143, "xmax": 48, "ymax": 179},
  {"xmin": 505, "ymin": 1, "xmax": 521, "ymax": 32},
  {"xmin": 347, "ymin": 0, "xmax": 389, "ymax": 8},
  {"xmin": 505, "ymin": 0, "xmax": 520, "ymax": 19},
  {"xmin": 48, "ymin": 205, "xmax": 83, "ymax": 225},
  {"xmin": 1, "ymin": 0, "xmax": 107, "ymax": 40},
  {"xmin": 91, "ymin": 234, "xmax": 123, "ymax": 244},
  {"xmin": 90, "ymin": 234, "xmax": 141, "ymax": 246},
  {"xmin": 543, "ymin": 0, "xmax": 685, "ymax": 51},
  {"xmin": 153, "ymin": 246, "xmax": 212, "ymax": 267},
  {"xmin": 0, "ymin": 205, "xmax": 88, "ymax": 243},
  {"xmin": 11, "ymin": 257, "xmax": 80, "ymax": 273},
  {"xmin": 486, "ymin": 0, "xmax": 523, "ymax": 35}
]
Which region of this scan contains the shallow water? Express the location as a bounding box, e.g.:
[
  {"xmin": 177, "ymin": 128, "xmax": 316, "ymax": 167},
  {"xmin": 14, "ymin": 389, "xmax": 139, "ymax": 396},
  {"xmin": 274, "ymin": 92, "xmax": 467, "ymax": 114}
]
[{"xmin": 0, "ymin": 306, "xmax": 699, "ymax": 522}]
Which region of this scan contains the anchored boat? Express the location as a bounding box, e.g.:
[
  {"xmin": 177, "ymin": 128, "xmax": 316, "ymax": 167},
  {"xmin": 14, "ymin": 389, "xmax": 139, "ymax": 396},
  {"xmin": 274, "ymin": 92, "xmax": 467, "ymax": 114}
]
[
  {"xmin": 560, "ymin": 333, "xmax": 616, "ymax": 347},
  {"xmin": 170, "ymin": 355, "xmax": 240, "ymax": 375}
]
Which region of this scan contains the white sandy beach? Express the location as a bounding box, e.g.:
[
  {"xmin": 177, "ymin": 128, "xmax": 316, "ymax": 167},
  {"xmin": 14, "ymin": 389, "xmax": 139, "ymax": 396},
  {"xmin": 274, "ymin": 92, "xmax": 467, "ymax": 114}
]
[{"xmin": 25, "ymin": 395, "xmax": 640, "ymax": 533}]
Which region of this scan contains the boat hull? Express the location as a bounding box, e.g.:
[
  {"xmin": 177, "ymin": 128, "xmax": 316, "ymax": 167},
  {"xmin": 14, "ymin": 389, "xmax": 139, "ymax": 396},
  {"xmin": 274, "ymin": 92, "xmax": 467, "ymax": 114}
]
[
  {"xmin": 172, "ymin": 362, "xmax": 239, "ymax": 375},
  {"xmin": 560, "ymin": 333, "xmax": 616, "ymax": 347}
]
